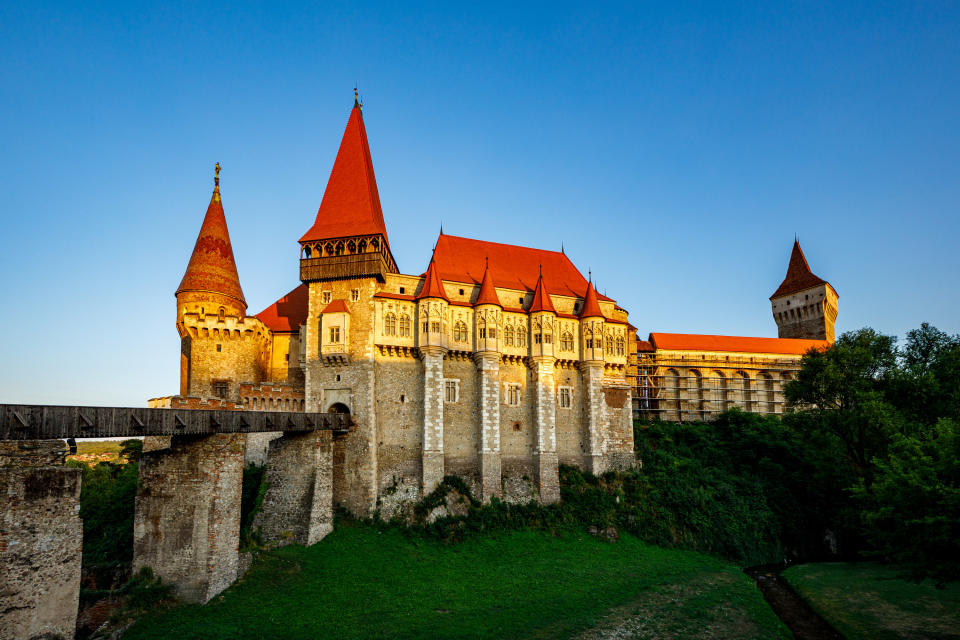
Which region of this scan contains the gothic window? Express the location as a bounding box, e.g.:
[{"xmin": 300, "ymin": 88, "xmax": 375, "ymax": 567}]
[
  {"xmin": 324, "ymin": 242, "xmax": 334, "ymax": 255},
  {"xmin": 351, "ymin": 289, "xmax": 360, "ymax": 302},
  {"xmin": 322, "ymin": 291, "xmax": 332, "ymax": 304},
  {"xmin": 616, "ymin": 335, "xmax": 625, "ymax": 356},
  {"xmin": 444, "ymin": 379, "xmax": 460, "ymax": 403},
  {"xmin": 218, "ymin": 307, "xmax": 225, "ymax": 321},
  {"xmin": 329, "ymin": 326, "xmax": 341, "ymax": 343},
  {"xmin": 478, "ymin": 319, "xmax": 486, "ymax": 339},
  {"xmin": 454, "ymin": 320, "xmax": 468, "ymax": 342},
  {"xmin": 335, "ymin": 241, "xmax": 345, "ymax": 256},
  {"xmin": 214, "ymin": 381, "xmax": 228, "ymax": 399},
  {"xmin": 543, "ymin": 331, "xmax": 552, "ymax": 344},
  {"xmin": 504, "ymin": 325, "xmax": 515, "ymax": 346},
  {"xmin": 605, "ymin": 335, "xmax": 614, "ymax": 354},
  {"xmin": 517, "ymin": 324, "xmax": 527, "ymax": 347},
  {"xmin": 488, "ymin": 327, "xmax": 497, "ymax": 339},
  {"xmin": 560, "ymin": 331, "xmax": 574, "ymax": 351},
  {"xmin": 384, "ymin": 313, "xmax": 397, "ymax": 336},
  {"xmin": 399, "ymin": 314, "xmax": 411, "ymax": 337},
  {"xmin": 358, "ymin": 239, "xmax": 367, "ymax": 253},
  {"xmin": 431, "ymin": 321, "xmax": 441, "ymax": 333},
  {"xmin": 584, "ymin": 329, "xmax": 594, "ymax": 350},
  {"xmin": 505, "ymin": 383, "xmax": 522, "ymax": 406},
  {"xmin": 422, "ymin": 321, "xmax": 429, "ymax": 333},
  {"xmin": 347, "ymin": 239, "xmax": 357, "ymax": 253},
  {"xmin": 304, "ymin": 246, "xmax": 312, "ymax": 258},
  {"xmin": 558, "ymin": 387, "xmax": 572, "ymax": 408}
]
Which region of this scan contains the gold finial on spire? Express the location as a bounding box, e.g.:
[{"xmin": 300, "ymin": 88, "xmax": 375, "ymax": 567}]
[{"xmin": 213, "ymin": 162, "xmax": 221, "ymax": 201}]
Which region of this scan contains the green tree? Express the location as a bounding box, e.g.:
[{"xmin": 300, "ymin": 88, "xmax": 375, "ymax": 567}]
[
  {"xmin": 786, "ymin": 328, "xmax": 899, "ymax": 487},
  {"xmin": 854, "ymin": 419, "xmax": 960, "ymax": 584}
]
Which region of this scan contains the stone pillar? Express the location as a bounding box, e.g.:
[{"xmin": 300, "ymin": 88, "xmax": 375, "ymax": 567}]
[
  {"xmin": 582, "ymin": 362, "xmax": 607, "ymax": 475},
  {"xmin": 475, "ymin": 352, "xmax": 501, "ymax": 502},
  {"xmin": 530, "ymin": 356, "xmax": 559, "ymax": 504},
  {"xmin": 0, "ymin": 440, "xmax": 81, "ymax": 640},
  {"xmin": 420, "ymin": 346, "xmax": 447, "ymax": 495},
  {"xmin": 254, "ymin": 430, "xmax": 333, "ymax": 547},
  {"xmin": 133, "ymin": 433, "xmax": 244, "ymax": 604}
]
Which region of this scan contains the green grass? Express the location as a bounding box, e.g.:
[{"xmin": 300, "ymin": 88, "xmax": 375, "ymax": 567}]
[
  {"xmin": 124, "ymin": 522, "xmax": 788, "ymax": 640},
  {"xmin": 783, "ymin": 562, "xmax": 960, "ymax": 640}
]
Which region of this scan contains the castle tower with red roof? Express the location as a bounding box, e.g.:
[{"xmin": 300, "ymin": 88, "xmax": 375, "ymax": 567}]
[
  {"xmin": 770, "ymin": 240, "xmax": 838, "ymax": 342},
  {"xmin": 173, "ymin": 164, "xmax": 270, "ymax": 399}
]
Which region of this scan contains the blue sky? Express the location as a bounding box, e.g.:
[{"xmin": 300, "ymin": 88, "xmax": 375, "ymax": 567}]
[{"xmin": 1, "ymin": 1, "xmax": 958, "ymax": 405}]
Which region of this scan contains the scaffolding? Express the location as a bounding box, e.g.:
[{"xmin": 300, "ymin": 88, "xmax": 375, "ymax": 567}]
[{"xmin": 627, "ymin": 352, "xmax": 802, "ymax": 422}]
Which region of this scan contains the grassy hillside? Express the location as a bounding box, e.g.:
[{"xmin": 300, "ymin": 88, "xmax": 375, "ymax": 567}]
[
  {"xmin": 783, "ymin": 563, "xmax": 960, "ymax": 640},
  {"xmin": 124, "ymin": 522, "xmax": 788, "ymax": 640}
]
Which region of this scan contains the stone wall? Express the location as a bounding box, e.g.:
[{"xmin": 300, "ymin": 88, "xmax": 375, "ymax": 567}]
[
  {"xmin": 133, "ymin": 433, "xmax": 244, "ymax": 604},
  {"xmin": 0, "ymin": 440, "xmax": 81, "ymax": 640}
]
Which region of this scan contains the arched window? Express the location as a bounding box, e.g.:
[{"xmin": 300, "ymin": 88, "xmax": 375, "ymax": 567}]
[
  {"xmin": 615, "ymin": 335, "xmax": 625, "ymax": 356},
  {"xmin": 324, "ymin": 242, "xmax": 334, "ymax": 256},
  {"xmin": 504, "ymin": 324, "xmax": 515, "ymax": 346},
  {"xmin": 335, "ymin": 241, "xmax": 344, "ymax": 256},
  {"xmin": 665, "ymin": 369, "xmax": 681, "ymax": 418},
  {"xmin": 358, "ymin": 239, "xmax": 367, "ymax": 253},
  {"xmin": 304, "ymin": 246, "xmax": 312, "ymax": 259},
  {"xmin": 517, "ymin": 323, "xmax": 527, "ymax": 347},
  {"xmin": 399, "ymin": 314, "xmax": 411, "ymax": 337},
  {"xmin": 560, "ymin": 331, "xmax": 573, "ymax": 351},
  {"xmin": 347, "ymin": 239, "xmax": 357, "ymax": 253},
  {"xmin": 454, "ymin": 320, "xmax": 468, "ymax": 342},
  {"xmin": 605, "ymin": 335, "xmax": 614, "ymax": 354},
  {"xmin": 384, "ymin": 313, "xmax": 397, "ymax": 336},
  {"xmin": 760, "ymin": 373, "xmax": 775, "ymax": 414},
  {"xmin": 218, "ymin": 307, "xmax": 225, "ymax": 321}
]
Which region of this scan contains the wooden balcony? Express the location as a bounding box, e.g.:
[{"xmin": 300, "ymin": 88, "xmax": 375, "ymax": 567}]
[{"xmin": 300, "ymin": 252, "xmax": 395, "ymax": 283}]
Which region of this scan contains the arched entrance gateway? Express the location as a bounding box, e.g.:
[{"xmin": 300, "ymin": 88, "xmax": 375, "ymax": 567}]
[{"xmin": 327, "ymin": 402, "xmax": 350, "ymax": 415}]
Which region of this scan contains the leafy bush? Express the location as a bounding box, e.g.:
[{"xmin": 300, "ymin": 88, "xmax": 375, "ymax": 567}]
[
  {"xmin": 239, "ymin": 464, "xmax": 267, "ymax": 550},
  {"xmin": 67, "ymin": 458, "xmax": 139, "ymax": 569}
]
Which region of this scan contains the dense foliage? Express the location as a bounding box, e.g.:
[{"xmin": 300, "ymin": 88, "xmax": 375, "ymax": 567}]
[
  {"xmin": 786, "ymin": 323, "xmax": 960, "ymax": 583},
  {"xmin": 67, "ymin": 441, "xmax": 141, "ymax": 570}
]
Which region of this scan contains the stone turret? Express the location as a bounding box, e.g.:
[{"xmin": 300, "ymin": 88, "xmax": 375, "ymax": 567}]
[
  {"xmin": 175, "ymin": 165, "xmax": 267, "ymax": 398},
  {"xmin": 578, "ymin": 279, "xmax": 607, "ymax": 474},
  {"xmin": 415, "ymin": 257, "xmax": 449, "ymax": 494},
  {"xmin": 473, "ymin": 259, "xmax": 502, "ymax": 501},
  {"xmin": 527, "ymin": 271, "xmax": 559, "ymax": 502},
  {"xmin": 770, "ymin": 240, "xmax": 838, "ymax": 343}
]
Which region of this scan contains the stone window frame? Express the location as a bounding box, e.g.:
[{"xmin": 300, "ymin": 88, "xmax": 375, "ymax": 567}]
[
  {"xmin": 322, "ymin": 290, "xmax": 332, "ymax": 304},
  {"xmin": 504, "ymin": 382, "xmax": 522, "ymax": 406},
  {"xmin": 557, "ymin": 386, "xmax": 573, "ymax": 409},
  {"xmin": 384, "ymin": 312, "xmax": 397, "ymax": 336},
  {"xmin": 503, "ymin": 324, "xmax": 515, "ymax": 346},
  {"xmin": 329, "ymin": 326, "xmax": 341, "ymax": 343},
  {"xmin": 443, "ymin": 378, "xmax": 460, "ymax": 403},
  {"xmin": 560, "ymin": 331, "xmax": 574, "ymax": 351},
  {"xmin": 399, "ymin": 313, "xmax": 411, "ymax": 337},
  {"xmin": 351, "ymin": 288, "xmax": 360, "ymax": 302},
  {"xmin": 453, "ymin": 320, "xmax": 469, "ymax": 342},
  {"xmin": 212, "ymin": 380, "xmax": 229, "ymax": 399}
]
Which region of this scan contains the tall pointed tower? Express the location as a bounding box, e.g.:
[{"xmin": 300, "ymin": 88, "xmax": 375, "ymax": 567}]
[
  {"xmin": 298, "ymin": 96, "xmax": 398, "ymax": 282},
  {"xmin": 770, "ymin": 240, "xmax": 838, "ymax": 343},
  {"xmin": 176, "ymin": 164, "xmax": 266, "ymax": 398}
]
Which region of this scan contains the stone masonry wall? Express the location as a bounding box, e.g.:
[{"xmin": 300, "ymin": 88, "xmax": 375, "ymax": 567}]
[
  {"xmin": 133, "ymin": 433, "xmax": 244, "ymax": 604},
  {"xmin": 0, "ymin": 440, "xmax": 82, "ymax": 640}
]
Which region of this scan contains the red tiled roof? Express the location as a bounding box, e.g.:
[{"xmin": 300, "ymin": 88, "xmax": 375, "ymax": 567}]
[
  {"xmin": 529, "ymin": 273, "xmax": 556, "ymax": 313},
  {"xmin": 636, "ymin": 340, "xmax": 654, "ymax": 352},
  {"xmin": 416, "ymin": 259, "xmax": 449, "ymax": 300},
  {"xmin": 474, "ymin": 261, "xmax": 501, "ymax": 307},
  {"xmin": 299, "ymin": 103, "xmax": 390, "ymax": 245},
  {"xmin": 770, "ymin": 240, "xmax": 833, "ymax": 299},
  {"xmin": 578, "ymin": 281, "xmax": 603, "ymax": 319},
  {"xmin": 374, "ymin": 291, "xmax": 415, "ymax": 301},
  {"xmin": 255, "ymin": 284, "xmax": 308, "ymax": 332},
  {"xmin": 431, "ymin": 234, "xmax": 612, "ymax": 301},
  {"xmin": 322, "ymin": 299, "xmax": 350, "ymax": 314},
  {"xmin": 649, "ymin": 332, "xmax": 829, "ymax": 355},
  {"xmin": 177, "ymin": 182, "xmax": 247, "ymax": 308}
]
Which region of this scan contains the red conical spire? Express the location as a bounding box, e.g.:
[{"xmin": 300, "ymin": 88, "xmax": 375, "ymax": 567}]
[
  {"xmin": 300, "ymin": 99, "xmax": 390, "ymax": 244},
  {"xmin": 176, "ymin": 163, "xmax": 247, "ymax": 309},
  {"xmin": 770, "ymin": 239, "xmax": 829, "ymax": 299},
  {"xmin": 474, "ymin": 258, "xmax": 501, "ymax": 307},
  {"xmin": 417, "ymin": 258, "xmax": 448, "ymax": 300},
  {"xmin": 578, "ymin": 279, "xmax": 603, "ymax": 319},
  {"xmin": 528, "ymin": 269, "xmax": 556, "ymax": 313}
]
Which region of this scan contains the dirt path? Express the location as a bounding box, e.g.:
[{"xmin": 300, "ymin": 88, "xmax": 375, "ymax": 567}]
[{"xmin": 745, "ymin": 565, "xmax": 845, "ymax": 640}]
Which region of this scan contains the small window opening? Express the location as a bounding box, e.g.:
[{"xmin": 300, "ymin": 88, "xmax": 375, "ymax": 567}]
[
  {"xmin": 399, "ymin": 286, "xmax": 405, "ymax": 294},
  {"xmin": 512, "ymin": 421, "xmax": 522, "ymax": 432},
  {"xmin": 459, "ymin": 288, "xmax": 465, "ymax": 295},
  {"xmin": 336, "ymin": 374, "xmax": 341, "ymax": 382},
  {"xmin": 400, "ymin": 394, "xmax": 405, "ymax": 403},
  {"xmin": 216, "ymin": 344, "xmax": 222, "ymax": 352}
]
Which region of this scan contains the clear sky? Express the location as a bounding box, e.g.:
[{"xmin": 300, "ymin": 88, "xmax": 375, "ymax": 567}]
[{"xmin": 1, "ymin": 1, "xmax": 958, "ymax": 406}]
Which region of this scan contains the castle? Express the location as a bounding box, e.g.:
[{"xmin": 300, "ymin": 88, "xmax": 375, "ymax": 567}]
[
  {"xmin": 152, "ymin": 98, "xmax": 635, "ymax": 516},
  {"xmin": 152, "ymin": 98, "xmax": 838, "ymax": 516}
]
